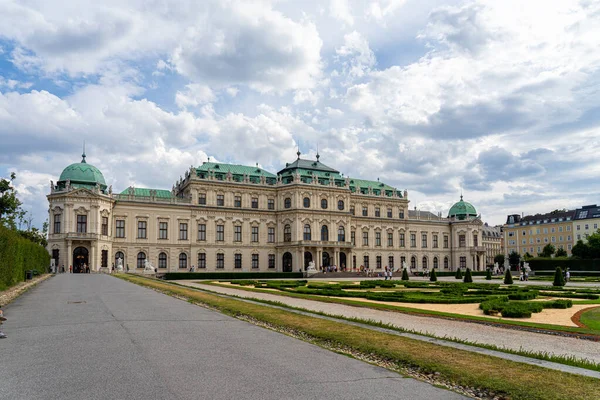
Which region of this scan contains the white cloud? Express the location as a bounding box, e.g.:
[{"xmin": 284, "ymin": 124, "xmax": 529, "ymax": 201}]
[
  {"xmin": 175, "ymin": 84, "xmax": 216, "ymax": 109},
  {"xmin": 330, "ymin": 0, "xmax": 354, "ymax": 26},
  {"xmin": 336, "ymin": 31, "xmax": 376, "ymax": 78}
]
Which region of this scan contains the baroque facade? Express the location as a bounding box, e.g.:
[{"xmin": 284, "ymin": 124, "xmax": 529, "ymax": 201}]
[{"xmin": 47, "ymin": 151, "xmax": 489, "ymax": 273}]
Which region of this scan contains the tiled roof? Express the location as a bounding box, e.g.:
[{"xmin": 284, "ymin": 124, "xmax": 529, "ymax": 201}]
[
  {"xmin": 119, "ymin": 188, "xmax": 173, "ymax": 198},
  {"xmin": 573, "ymin": 205, "xmax": 600, "ymax": 220},
  {"xmin": 408, "ymin": 210, "xmax": 439, "ymax": 219},
  {"xmin": 277, "ymin": 158, "xmax": 339, "ymax": 175},
  {"xmin": 197, "ymin": 162, "xmax": 276, "ymax": 178},
  {"xmin": 520, "ymin": 210, "xmax": 575, "ymax": 223}
]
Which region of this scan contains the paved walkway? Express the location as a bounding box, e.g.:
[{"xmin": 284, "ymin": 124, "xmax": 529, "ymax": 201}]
[
  {"xmin": 181, "ymin": 282, "xmax": 600, "ymax": 365},
  {"xmin": 0, "ymin": 274, "xmax": 465, "ymax": 400}
]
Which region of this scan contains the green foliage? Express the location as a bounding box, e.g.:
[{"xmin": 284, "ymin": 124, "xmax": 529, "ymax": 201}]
[
  {"xmin": 485, "ymin": 269, "xmax": 492, "ymax": 280},
  {"xmin": 454, "ymin": 268, "xmax": 462, "ymax": 279},
  {"xmin": 555, "ymin": 248, "xmax": 568, "ymax": 257},
  {"xmin": 504, "ymin": 269, "xmax": 513, "ymax": 284},
  {"xmin": 463, "ymin": 268, "xmax": 473, "ymax": 283},
  {"xmin": 543, "ymin": 299, "xmax": 572, "ymax": 309},
  {"xmin": 508, "ymin": 290, "xmax": 538, "ymax": 300},
  {"xmin": 401, "ymin": 268, "xmax": 409, "ymax": 281},
  {"xmin": 523, "ymin": 252, "xmax": 533, "ymax": 260},
  {"xmin": 571, "ymin": 231, "xmax": 600, "ymax": 259},
  {"xmin": 164, "ymin": 272, "xmax": 304, "ymax": 280},
  {"xmin": 528, "ymin": 257, "xmax": 600, "ymax": 272},
  {"xmin": 553, "ymin": 266, "xmax": 565, "ymax": 287},
  {"xmin": 0, "ymin": 172, "xmax": 24, "ymax": 229},
  {"xmin": 429, "ymin": 268, "xmax": 437, "ymax": 282},
  {"xmin": 0, "ymin": 225, "xmax": 50, "ymax": 289},
  {"xmin": 493, "ymin": 254, "xmax": 505, "ymax": 266},
  {"xmin": 541, "ymin": 244, "xmax": 556, "ymax": 258},
  {"xmin": 508, "ymin": 250, "xmax": 521, "ymax": 267}
]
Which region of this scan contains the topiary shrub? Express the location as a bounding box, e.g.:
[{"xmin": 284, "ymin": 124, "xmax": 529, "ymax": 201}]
[
  {"xmin": 485, "ymin": 269, "xmax": 492, "ymax": 280},
  {"xmin": 508, "ymin": 290, "xmax": 538, "ymax": 300},
  {"xmin": 504, "ymin": 269, "xmax": 513, "ymax": 285},
  {"xmin": 553, "ymin": 266, "xmax": 565, "ymax": 287},
  {"xmin": 401, "ymin": 268, "xmax": 409, "ymax": 281},
  {"xmin": 543, "ymin": 299, "xmax": 572, "ymax": 309},
  {"xmin": 455, "ymin": 268, "xmax": 463, "ymax": 280},
  {"xmin": 429, "ymin": 268, "xmax": 437, "ymax": 282},
  {"xmin": 463, "ymin": 268, "xmax": 473, "ymax": 283}
]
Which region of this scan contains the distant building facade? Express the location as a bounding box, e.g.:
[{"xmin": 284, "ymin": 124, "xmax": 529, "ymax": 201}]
[
  {"xmin": 47, "ymin": 151, "xmax": 489, "ymax": 273},
  {"xmin": 481, "ymin": 223, "xmax": 503, "ymax": 267},
  {"xmin": 573, "ymin": 205, "xmax": 600, "ymax": 243}
]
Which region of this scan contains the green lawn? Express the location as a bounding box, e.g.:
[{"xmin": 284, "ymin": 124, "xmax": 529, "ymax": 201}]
[{"xmin": 580, "ymin": 307, "xmax": 600, "ymax": 331}]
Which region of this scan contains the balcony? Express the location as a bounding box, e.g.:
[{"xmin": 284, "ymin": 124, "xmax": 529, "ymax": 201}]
[
  {"xmin": 470, "ymin": 246, "xmax": 486, "ymax": 253},
  {"xmin": 66, "ymin": 232, "xmax": 98, "ymax": 240},
  {"xmin": 277, "ymin": 240, "xmax": 354, "ymax": 249}
]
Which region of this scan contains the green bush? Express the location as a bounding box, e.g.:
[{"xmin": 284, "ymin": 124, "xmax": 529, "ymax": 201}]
[
  {"xmin": 479, "ymin": 297, "xmax": 509, "ymax": 315},
  {"xmin": 501, "ymin": 303, "xmax": 534, "ymax": 318},
  {"xmin": 508, "ymin": 290, "xmax": 538, "ymax": 300},
  {"xmin": 429, "ymin": 268, "xmax": 437, "ymax": 282},
  {"xmin": 455, "ymin": 268, "xmax": 463, "ymax": 279},
  {"xmin": 401, "ymin": 268, "xmax": 409, "ymax": 281},
  {"xmin": 0, "ymin": 225, "xmax": 50, "ymax": 289},
  {"xmin": 463, "ymin": 268, "xmax": 473, "ymax": 283},
  {"xmin": 528, "ymin": 257, "xmax": 600, "ymax": 272},
  {"xmin": 553, "ymin": 267, "xmax": 565, "ymax": 287},
  {"xmin": 485, "ymin": 269, "xmax": 492, "ymax": 280},
  {"xmin": 504, "ymin": 269, "xmax": 513, "ymax": 284},
  {"xmin": 539, "ymin": 292, "xmax": 599, "ymax": 300},
  {"xmin": 542, "ymin": 299, "xmax": 573, "ymax": 309}
]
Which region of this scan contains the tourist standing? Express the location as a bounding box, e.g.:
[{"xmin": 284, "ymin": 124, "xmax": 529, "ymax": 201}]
[{"xmin": 565, "ymin": 269, "xmax": 570, "ymax": 282}]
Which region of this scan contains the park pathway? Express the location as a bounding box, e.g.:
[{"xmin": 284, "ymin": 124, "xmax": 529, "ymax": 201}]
[
  {"xmin": 0, "ymin": 274, "xmax": 465, "ymax": 400},
  {"xmin": 182, "ymin": 282, "xmax": 600, "ymax": 364}
]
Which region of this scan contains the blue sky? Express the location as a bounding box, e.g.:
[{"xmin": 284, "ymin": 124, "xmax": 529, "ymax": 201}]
[{"xmin": 1, "ymin": 0, "xmax": 600, "ymax": 229}]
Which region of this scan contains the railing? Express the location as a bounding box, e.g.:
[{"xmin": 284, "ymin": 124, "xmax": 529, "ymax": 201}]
[
  {"xmin": 113, "ymin": 194, "xmax": 191, "ymax": 204},
  {"xmin": 470, "ymin": 246, "xmax": 486, "ymax": 253},
  {"xmin": 66, "ymin": 232, "xmax": 98, "ymax": 240},
  {"xmin": 280, "ymin": 240, "xmax": 354, "ymax": 248}
]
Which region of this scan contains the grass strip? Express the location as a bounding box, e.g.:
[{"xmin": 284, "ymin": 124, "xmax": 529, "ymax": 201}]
[
  {"xmin": 202, "ymin": 281, "xmax": 600, "ymax": 337},
  {"xmin": 120, "ymin": 274, "xmax": 600, "ymax": 400}
]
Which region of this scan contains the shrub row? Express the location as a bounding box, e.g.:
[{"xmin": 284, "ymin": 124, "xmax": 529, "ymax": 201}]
[
  {"xmin": 538, "ymin": 292, "xmax": 599, "ymax": 300},
  {"xmin": 479, "ymin": 298, "xmax": 573, "ymax": 318},
  {"xmin": 0, "ymin": 225, "xmax": 50, "ymax": 290},
  {"xmin": 528, "ymin": 258, "xmax": 600, "ymax": 272}
]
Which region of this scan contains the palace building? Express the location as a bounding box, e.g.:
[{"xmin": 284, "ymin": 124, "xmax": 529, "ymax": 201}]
[{"xmin": 47, "ymin": 151, "xmax": 491, "ymax": 273}]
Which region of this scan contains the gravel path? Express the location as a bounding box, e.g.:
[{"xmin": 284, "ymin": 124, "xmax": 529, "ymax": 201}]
[{"xmin": 181, "ymin": 282, "xmax": 600, "ymax": 364}]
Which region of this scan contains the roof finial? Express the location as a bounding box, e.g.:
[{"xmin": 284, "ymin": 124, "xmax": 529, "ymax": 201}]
[
  {"xmin": 316, "ymin": 143, "xmax": 320, "ymax": 161},
  {"xmin": 81, "ymin": 141, "xmax": 87, "ymax": 163},
  {"xmin": 296, "ymin": 148, "xmax": 301, "ymax": 159},
  {"xmin": 460, "ymin": 188, "xmax": 463, "ymax": 201}
]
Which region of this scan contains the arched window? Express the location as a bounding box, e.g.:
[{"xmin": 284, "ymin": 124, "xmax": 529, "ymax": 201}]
[
  {"xmin": 284, "ymin": 198, "xmax": 291, "ymax": 209},
  {"xmin": 284, "ymin": 224, "xmax": 291, "ymax": 242},
  {"xmin": 179, "ymin": 253, "xmax": 187, "ymax": 269},
  {"xmin": 338, "ymin": 200, "xmax": 344, "ymax": 210},
  {"xmin": 338, "ymin": 226, "xmax": 345, "ymax": 242},
  {"xmin": 444, "ymin": 257, "xmax": 449, "ymax": 269},
  {"xmin": 158, "ymin": 252, "xmax": 167, "ymax": 269},
  {"xmin": 303, "ymin": 197, "xmax": 310, "ymax": 208},
  {"xmin": 433, "ymin": 257, "xmax": 438, "ymax": 269},
  {"xmin": 321, "ymin": 199, "xmax": 328, "ymax": 209},
  {"xmin": 422, "ymin": 256, "xmax": 428, "ymax": 269},
  {"xmin": 115, "ymin": 251, "xmax": 124, "ymax": 266},
  {"xmin": 304, "ymin": 224, "xmax": 311, "ymax": 241},
  {"xmin": 410, "ymin": 256, "xmax": 416, "ymax": 268},
  {"xmin": 321, "ymin": 225, "xmax": 329, "ymax": 241},
  {"xmin": 137, "ymin": 252, "xmax": 146, "ymax": 268}
]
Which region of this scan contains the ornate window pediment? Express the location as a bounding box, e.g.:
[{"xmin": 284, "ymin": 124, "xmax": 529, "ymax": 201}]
[{"xmin": 74, "ymin": 206, "xmax": 88, "ymax": 214}]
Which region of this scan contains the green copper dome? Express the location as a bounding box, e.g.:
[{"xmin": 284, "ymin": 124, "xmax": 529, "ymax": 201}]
[
  {"xmin": 58, "ymin": 152, "xmax": 107, "ymax": 189},
  {"xmin": 448, "ymin": 195, "xmax": 478, "ymax": 220}
]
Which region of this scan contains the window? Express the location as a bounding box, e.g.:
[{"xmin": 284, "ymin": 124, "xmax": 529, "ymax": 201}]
[
  {"xmin": 559, "ymin": 226, "xmax": 563, "ymax": 232},
  {"xmin": 362, "ymin": 206, "xmax": 368, "ymax": 216},
  {"xmin": 234, "ymin": 196, "xmax": 242, "ymax": 208},
  {"xmin": 422, "ymin": 257, "xmax": 428, "ymax": 269},
  {"xmin": 179, "ymin": 223, "xmax": 188, "ymax": 240},
  {"xmin": 585, "ymin": 224, "xmax": 589, "ymax": 230},
  {"xmin": 543, "ymin": 228, "xmax": 548, "ymax": 234},
  {"xmin": 387, "ymin": 232, "xmax": 393, "ymax": 247},
  {"xmin": 137, "ymin": 221, "xmax": 147, "ymax": 239},
  {"xmin": 350, "ymin": 206, "xmax": 355, "ymax": 215},
  {"xmin": 473, "ymin": 234, "xmax": 478, "ymax": 247},
  {"xmin": 303, "ymin": 224, "xmax": 311, "ymax": 241},
  {"xmin": 321, "ymin": 199, "xmax": 328, "ymax": 209},
  {"xmin": 101, "ymin": 250, "xmax": 108, "ymax": 269},
  {"xmin": 399, "ymin": 210, "xmax": 405, "ymax": 219},
  {"xmin": 115, "ymin": 251, "xmax": 124, "ymax": 267},
  {"xmin": 338, "ymin": 225, "xmax": 346, "ymax": 242},
  {"xmin": 444, "ymin": 257, "xmax": 449, "ymax": 269},
  {"xmin": 567, "ymin": 235, "xmax": 571, "ymax": 241},
  {"xmin": 551, "ymin": 236, "xmax": 556, "ymax": 242},
  {"xmin": 216, "ymin": 225, "xmax": 224, "ymax": 241},
  {"xmin": 459, "ymin": 234, "xmax": 466, "ymax": 247},
  {"xmin": 284, "ymin": 224, "xmax": 291, "ymax": 242},
  {"xmin": 338, "ymin": 200, "xmax": 344, "ymax": 210},
  {"xmin": 115, "ymin": 220, "xmax": 126, "ymax": 238},
  {"xmin": 568, "ymin": 244, "xmax": 572, "ymax": 250},
  {"xmin": 362, "ymin": 231, "xmax": 369, "ymax": 246},
  {"xmin": 303, "ymin": 197, "xmax": 311, "ymax": 208},
  {"xmin": 235, "ymin": 253, "xmax": 242, "ymax": 269},
  {"xmin": 551, "ymin": 227, "xmax": 555, "ymax": 233},
  {"xmin": 433, "ymin": 235, "xmax": 438, "ymax": 248},
  {"xmin": 158, "ymin": 253, "xmax": 167, "ymax": 269},
  {"xmin": 137, "ymin": 252, "xmax": 146, "ymax": 268},
  {"xmin": 421, "ymin": 233, "xmax": 427, "ymax": 248},
  {"xmin": 268, "ymin": 227, "xmax": 275, "ymax": 243},
  {"xmin": 321, "ymin": 225, "xmax": 329, "ymax": 241},
  {"xmin": 217, "ymin": 194, "xmax": 224, "ymax": 206},
  {"xmin": 577, "ymin": 234, "xmax": 581, "ymax": 240},
  {"xmin": 77, "ymin": 215, "xmax": 87, "ymax": 233},
  {"xmin": 284, "ymin": 198, "xmax": 291, "ymax": 208},
  {"xmin": 376, "ymin": 256, "xmax": 382, "ymax": 269},
  {"xmin": 375, "ymin": 207, "xmax": 381, "ymax": 217},
  {"xmin": 375, "ymin": 231, "xmax": 381, "ymax": 246},
  {"xmin": 268, "ymin": 254, "xmax": 275, "ymax": 269},
  {"xmin": 411, "ymin": 256, "xmax": 416, "ymax": 268},
  {"xmin": 508, "ymin": 232, "xmax": 515, "ymax": 237},
  {"xmin": 433, "ymin": 257, "xmax": 438, "ymax": 269},
  {"xmin": 198, "ymin": 224, "xmax": 206, "ymax": 241},
  {"xmin": 460, "ymin": 256, "xmax": 466, "ymax": 268},
  {"xmin": 567, "ymin": 226, "xmax": 571, "ymax": 231},
  {"xmin": 252, "ymin": 226, "xmax": 259, "ymax": 243},
  {"xmin": 363, "ymin": 255, "xmax": 369, "ymax": 268},
  {"xmin": 252, "ymin": 254, "xmax": 259, "ymax": 269},
  {"xmin": 268, "ymin": 199, "xmax": 275, "ymax": 210},
  {"xmin": 198, "ymin": 253, "xmax": 206, "ymax": 269},
  {"xmin": 251, "ymin": 197, "xmax": 258, "ymax": 209},
  {"xmin": 101, "ymin": 217, "xmax": 108, "ymax": 236},
  {"xmin": 179, "ymin": 253, "xmax": 187, "ymax": 269},
  {"xmin": 159, "ymin": 222, "xmax": 168, "ymax": 239},
  {"xmin": 54, "ymin": 214, "xmax": 61, "ymax": 234},
  {"xmin": 387, "ymin": 208, "xmax": 392, "ymax": 218},
  {"xmin": 198, "ymin": 193, "xmax": 206, "ymax": 205},
  {"xmin": 351, "ymin": 231, "xmax": 355, "ymax": 245},
  {"xmin": 410, "ymin": 233, "xmax": 416, "ymax": 248},
  {"xmin": 388, "ymin": 256, "xmax": 394, "ymax": 269},
  {"xmin": 234, "ymin": 226, "xmax": 242, "ymax": 242},
  {"xmin": 216, "ymin": 253, "xmax": 224, "ymax": 269},
  {"xmin": 400, "ymin": 233, "xmax": 405, "ymax": 247}
]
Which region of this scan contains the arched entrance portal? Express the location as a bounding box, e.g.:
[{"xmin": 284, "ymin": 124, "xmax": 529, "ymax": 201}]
[
  {"xmin": 322, "ymin": 252, "xmax": 330, "ymax": 268},
  {"xmin": 282, "ymin": 252, "xmax": 293, "ymax": 272},
  {"xmin": 339, "ymin": 252, "xmax": 347, "ymax": 270},
  {"xmin": 73, "ymin": 247, "xmax": 89, "ymax": 273},
  {"xmin": 304, "ymin": 251, "xmax": 313, "ymax": 270}
]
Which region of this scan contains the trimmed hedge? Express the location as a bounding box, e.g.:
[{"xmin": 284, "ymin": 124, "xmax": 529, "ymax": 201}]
[
  {"xmin": 0, "ymin": 225, "xmax": 50, "ymax": 290},
  {"xmin": 163, "ymin": 272, "xmax": 304, "ymax": 280},
  {"xmin": 528, "ymin": 258, "xmax": 600, "ymax": 272}
]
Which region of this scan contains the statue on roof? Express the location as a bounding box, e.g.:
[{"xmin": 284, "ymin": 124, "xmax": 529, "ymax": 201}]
[
  {"xmin": 294, "ymin": 171, "xmax": 301, "ymax": 183},
  {"xmin": 95, "ymin": 182, "xmax": 100, "ymax": 192},
  {"xmin": 226, "ymin": 170, "xmax": 232, "ymax": 181},
  {"xmin": 312, "ymin": 172, "xmax": 318, "ymax": 184},
  {"xmin": 404, "ymin": 189, "xmax": 408, "ymax": 199},
  {"xmin": 108, "ymin": 185, "xmax": 112, "ymax": 195},
  {"xmin": 128, "ymin": 186, "xmax": 135, "ymax": 195},
  {"xmin": 260, "ymin": 174, "xmax": 266, "ymax": 184},
  {"xmin": 345, "ymin": 177, "xmax": 350, "ymax": 188},
  {"xmin": 65, "ymin": 180, "xmax": 71, "ymax": 191},
  {"xmin": 50, "ymin": 180, "xmax": 54, "ymax": 192}
]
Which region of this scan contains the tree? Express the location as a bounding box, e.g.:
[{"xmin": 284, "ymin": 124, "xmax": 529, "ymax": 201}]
[
  {"xmin": 401, "ymin": 268, "xmax": 409, "ymax": 281},
  {"xmin": 508, "ymin": 251, "xmax": 521, "ymax": 268},
  {"xmin": 455, "ymin": 268, "xmax": 463, "ymax": 279},
  {"xmin": 587, "ymin": 229, "xmax": 600, "ymax": 259},
  {"xmin": 0, "ymin": 172, "xmax": 24, "ymax": 229},
  {"xmin": 429, "ymin": 268, "xmax": 437, "ymax": 282},
  {"xmin": 540, "ymin": 244, "xmax": 556, "ymax": 258},
  {"xmin": 555, "ymin": 248, "xmax": 568, "ymax": 257},
  {"xmin": 571, "ymin": 240, "xmax": 590, "ymax": 259},
  {"xmin": 504, "ymin": 268, "xmax": 513, "ymax": 284},
  {"xmin": 463, "ymin": 268, "xmax": 473, "ymax": 283},
  {"xmin": 523, "ymin": 252, "xmax": 533, "ymax": 260},
  {"xmin": 485, "ymin": 269, "xmax": 492, "ymax": 280},
  {"xmin": 553, "ymin": 266, "xmax": 565, "ymax": 287},
  {"xmin": 493, "ymin": 254, "xmax": 505, "ymax": 266}
]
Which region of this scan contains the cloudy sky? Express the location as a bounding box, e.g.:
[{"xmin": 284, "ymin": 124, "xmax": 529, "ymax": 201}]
[{"xmin": 1, "ymin": 0, "xmax": 600, "ymax": 229}]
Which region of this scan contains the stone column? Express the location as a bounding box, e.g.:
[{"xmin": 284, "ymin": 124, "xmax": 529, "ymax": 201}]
[
  {"xmin": 334, "ymin": 249, "xmax": 339, "ymax": 269},
  {"xmin": 316, "ymin": 249, "xmax": 321, "ymax": 271},
  {"xmin": 91, "ymin": 244, "xmax": 96, "ymax": 272},
  {"xmin": 67, "ymin": 240, "xmax": 72, "ymax": 270}
]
